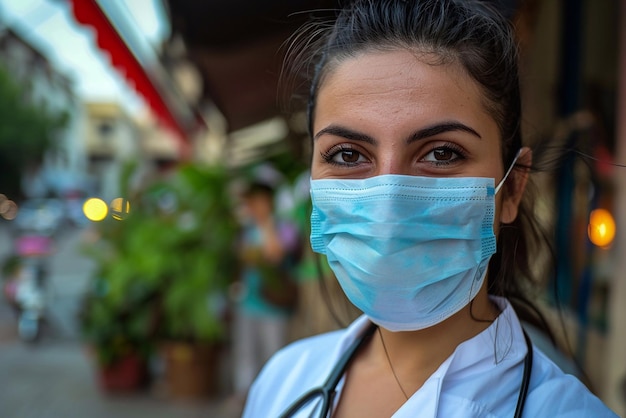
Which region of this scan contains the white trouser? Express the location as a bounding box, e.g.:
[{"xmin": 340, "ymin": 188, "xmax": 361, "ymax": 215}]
[{"xmin": 233, "ymin": 309, "xmax": 288, "ymax": 395}]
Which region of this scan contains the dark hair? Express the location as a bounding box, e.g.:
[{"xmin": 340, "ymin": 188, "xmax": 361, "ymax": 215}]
[
  {"xmin": 287, "ymin": 0, "xmax": 553, "ymax": 331},
  {"xmin": 243, "ymin": 181, "xmax": 275, "ymax": 199}
]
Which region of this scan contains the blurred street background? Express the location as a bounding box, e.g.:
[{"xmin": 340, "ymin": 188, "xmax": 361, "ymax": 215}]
[
  {"xmin": 0, "ymin": 0, "xmax": 625, "ymax": 417},
  {"xmin": 0, "ymin": 223, "xmax": 241, "ymax": 418}
]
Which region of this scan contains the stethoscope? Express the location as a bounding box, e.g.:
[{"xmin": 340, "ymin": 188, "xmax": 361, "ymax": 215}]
[{"xmin": 279, "ymin": 323, "xmax": 533, "ymax": 418}]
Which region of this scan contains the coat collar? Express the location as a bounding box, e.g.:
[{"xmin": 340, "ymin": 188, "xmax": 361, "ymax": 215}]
[{"xmin": 333, "ymin": 297, "xmax": 528, "ymax": 417}]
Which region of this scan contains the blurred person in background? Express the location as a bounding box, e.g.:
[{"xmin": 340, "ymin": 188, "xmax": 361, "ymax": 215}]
[{"xmin": 230, "ymin": 181, "xmax": 300, "ymax": 408}]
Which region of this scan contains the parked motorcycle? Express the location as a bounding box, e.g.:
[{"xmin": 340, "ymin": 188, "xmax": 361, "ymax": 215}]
[
  {"xmin": 1, "ymin": 198, "xmax": 59, "ymax": 343},
  {"xmin": 1, "ymin": 235, "xmax": 52, "ymax": 343}
]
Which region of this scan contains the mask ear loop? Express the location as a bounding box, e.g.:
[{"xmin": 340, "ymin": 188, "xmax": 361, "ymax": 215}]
[{"xmin": 495, "ymin": 149, "xmax": 524, "ymax": 195}]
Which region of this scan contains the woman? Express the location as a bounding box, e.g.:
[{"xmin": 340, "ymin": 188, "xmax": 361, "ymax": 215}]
[{"xmin": 242, "ymin": 1, "xmax": 618, "ymax": 416}]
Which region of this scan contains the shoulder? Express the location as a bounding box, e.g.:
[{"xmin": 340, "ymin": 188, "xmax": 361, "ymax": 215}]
[
  {"xmin": 265, "ymin": 328, "xmax": 345, "ymax": 371},
  {"xmin": 525, "ymin": 348, "xmax": 618, "ymax": 417},
  {"xmin": 242, "ymin": 328, "xmax": 346, "ymax": 417}
]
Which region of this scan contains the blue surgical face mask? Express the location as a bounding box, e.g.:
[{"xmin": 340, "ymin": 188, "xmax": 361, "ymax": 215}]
[{"xmin": 310, "ymin": 156, "xmax": 520, "ymax": 331}]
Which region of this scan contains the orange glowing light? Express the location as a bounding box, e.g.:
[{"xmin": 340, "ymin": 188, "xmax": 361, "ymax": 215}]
[{"xmin": 588, "ymin": 208, "xmax": 616, "ymax": 248}]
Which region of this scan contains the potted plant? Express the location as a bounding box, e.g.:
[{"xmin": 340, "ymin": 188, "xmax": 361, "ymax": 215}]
[
  {"xmin": 143, "ymin": 163, "xmax": 239, "ymax": 399},
  {"xmin": 79, "ymin": 276, "xmax": 155, "ymax": 392},
  {"xmin": 79, "ymin": 162, "xmax": 159, "ymax": 393},
  {"xmin": 80, "ymin": 162, "xmax": 239, "ymax": 398}
]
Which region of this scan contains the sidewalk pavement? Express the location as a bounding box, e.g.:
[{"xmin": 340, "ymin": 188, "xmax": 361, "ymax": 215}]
[{"xmin": 0, "ymin": 299, "xmax": 243, "ymax": 418}]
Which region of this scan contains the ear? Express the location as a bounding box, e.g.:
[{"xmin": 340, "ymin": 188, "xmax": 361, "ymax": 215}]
[{"xmin": 500, "ymin": 147, "xmax": 532, "ymax": 224}]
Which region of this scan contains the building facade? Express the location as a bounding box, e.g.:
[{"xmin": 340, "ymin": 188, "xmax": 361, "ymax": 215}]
[{"xmin": 0, "ymin": 26, "xmax": 86, "ymax": 199}]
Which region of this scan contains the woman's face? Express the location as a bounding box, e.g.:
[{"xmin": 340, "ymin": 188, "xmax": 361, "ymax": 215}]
[{"xmin": 311, "ymin": 49, "xmax": 525, "ymax": 224}]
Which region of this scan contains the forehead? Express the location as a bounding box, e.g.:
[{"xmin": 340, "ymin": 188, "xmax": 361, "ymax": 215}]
[{"xmin": 314, "ymin": 49, "xmax": 495, "ymax": 133}]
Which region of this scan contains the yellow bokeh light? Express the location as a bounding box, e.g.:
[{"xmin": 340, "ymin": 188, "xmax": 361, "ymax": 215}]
[
  {"xmin": 110, "ymin": 197, "xmax": 131, "ymax": 221},
  {"xmin": 83, "ymin": 198, "xmax": 109, "ymax": 222},
  {"xmin": 588, "ymin": 208, "xmax": 616, "ymax": 248}
]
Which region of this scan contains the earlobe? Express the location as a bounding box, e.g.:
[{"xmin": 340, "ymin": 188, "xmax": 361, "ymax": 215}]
[{"xmin": 500, "ymin": 147, "xmax": 532, "ymax": 224}]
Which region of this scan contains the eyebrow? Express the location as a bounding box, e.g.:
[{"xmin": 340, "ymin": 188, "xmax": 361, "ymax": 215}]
[
  {"xmin": 406, "ymin": 122, "xmax": 482, "ymax": 143},
  {"xmin": 313, "ymin": 125, "xmax": 376, "ymax": 144},
  {"xmin": 314, "ymin": 121, "xmax": 482, "ymax": 144}
]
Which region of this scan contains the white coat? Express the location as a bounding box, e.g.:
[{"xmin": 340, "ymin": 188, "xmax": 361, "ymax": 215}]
[{"xmin": 243, "ymin": 298, "xmax": 618, "ymax": 417}]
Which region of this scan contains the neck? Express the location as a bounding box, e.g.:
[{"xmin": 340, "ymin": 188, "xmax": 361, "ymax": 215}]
[{"xmin": 373, "ymin": 288, "xmax": 500, "ymax": 396}]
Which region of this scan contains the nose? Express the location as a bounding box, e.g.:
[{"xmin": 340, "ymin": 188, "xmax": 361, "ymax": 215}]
[{"xmin": 375, "ymin": 152, "xmax": 411, "ymax": 176}]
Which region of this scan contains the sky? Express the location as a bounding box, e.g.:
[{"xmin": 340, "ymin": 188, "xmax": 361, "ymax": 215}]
[{"xmin": 0, "ymin": 0, "xmax": 169, "ymax": 115}]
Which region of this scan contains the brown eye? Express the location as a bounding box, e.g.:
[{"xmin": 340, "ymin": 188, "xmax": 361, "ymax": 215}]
[
  {"xmin": 321, "ymin": 145, "xmax": 367, "ymax": 166},
  {"xmin": 433, "ymin": 148, "xmax": 453, "ymax": 161},
  {"xmin": 341, "ymin": 150, "xmax": 360, "ymax": 163},
  {"xmin": 421, "ymin": 144, "xmax": 466, "ymax": 166}
]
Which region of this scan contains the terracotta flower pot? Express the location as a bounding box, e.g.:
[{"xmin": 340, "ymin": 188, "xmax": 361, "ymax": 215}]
[
  {"xmin": 97, "ymin": 353, "xmax": 148, "ymax": 393},
  {"xmin": 162, "ymin": 341, "xmax": 220, "ymax": 400}
]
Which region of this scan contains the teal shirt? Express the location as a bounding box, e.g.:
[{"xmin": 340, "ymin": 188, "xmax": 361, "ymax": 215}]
[{"xmin": 239, "ymin": 223, "xmax": 296, "ymax": 317}]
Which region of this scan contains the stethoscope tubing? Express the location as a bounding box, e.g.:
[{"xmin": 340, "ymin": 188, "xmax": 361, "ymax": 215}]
[
  {"xmin": 278, "ymin": 324, "xmax": 377, "ymax": 418},
  {"xmin": 514, "ymin": 330, "xmax": 534, "ymax": 418},
  {"xmin": 279, "ymin": 324, "xmax": 533, "ymax": 418}
]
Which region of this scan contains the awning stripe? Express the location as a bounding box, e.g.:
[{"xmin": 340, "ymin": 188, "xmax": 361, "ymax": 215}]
[{"xmin": 68, "ymin": 0, "xmax": 196, "ymax": 155}]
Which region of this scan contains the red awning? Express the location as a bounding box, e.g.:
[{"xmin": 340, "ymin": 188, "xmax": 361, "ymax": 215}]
[{"xmin": 68, "ymin": 0, "xmax": 198, "ymax": 156}]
